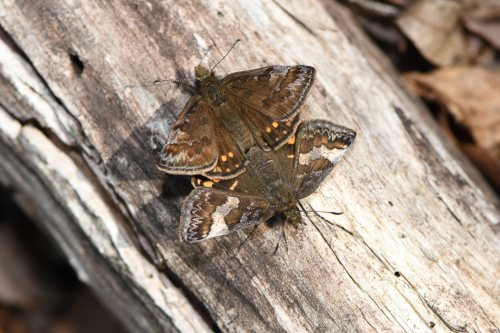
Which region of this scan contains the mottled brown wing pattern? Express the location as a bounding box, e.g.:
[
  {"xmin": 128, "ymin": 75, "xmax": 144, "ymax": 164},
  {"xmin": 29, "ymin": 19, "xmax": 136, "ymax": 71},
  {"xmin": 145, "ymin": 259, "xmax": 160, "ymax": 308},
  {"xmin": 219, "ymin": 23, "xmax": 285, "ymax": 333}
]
[
  {"xmin": 223, "ymin": 65, "xmax": 316, "ymax": 121},
  {"xmin": 275, "ymin": 132, "xmax": 299, "ymax": 186},
  {"xmin": 292, "ymin": 120, "xmax": 356, "ymax": 199},
  {"xmin": 202, "ymin": 146, "xmax": 283, "ymax": 196},
  {"xmin": 159, "ymin": 96, "xmax": 218, "ymax": 174},
  {"xmin": 191, "ymin": 168, "xmax": 266, "ymax": 198},
  {"xmin": 180, "ymin": 187, "xmax": 275, "ymax": 243},
  {"xmin": 202, "ymin": 123, "xmax": 248, "ymax": 179},
  {"xmin": 237, "ymin": 102, "xmax": 302, "ymax": 150}
]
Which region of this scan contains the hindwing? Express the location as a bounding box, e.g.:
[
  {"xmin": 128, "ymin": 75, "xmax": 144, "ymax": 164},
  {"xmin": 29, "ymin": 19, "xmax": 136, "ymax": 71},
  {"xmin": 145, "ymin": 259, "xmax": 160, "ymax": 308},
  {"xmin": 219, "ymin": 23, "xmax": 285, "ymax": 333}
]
[
  {"xmin": 180, "ymin": 187, "xmax": 275, "ymax": 243},
  {"xmin": 292, "ymin": 120, "xmax": 356, "ymax": 199}
]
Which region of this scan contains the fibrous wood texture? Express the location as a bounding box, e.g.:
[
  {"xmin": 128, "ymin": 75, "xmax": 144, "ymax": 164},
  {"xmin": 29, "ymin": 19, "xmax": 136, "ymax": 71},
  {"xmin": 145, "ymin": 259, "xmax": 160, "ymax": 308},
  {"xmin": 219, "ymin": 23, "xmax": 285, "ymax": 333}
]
[{"xmin": 1, "ymin": 0, "xmax": 500, "ymax": 332}]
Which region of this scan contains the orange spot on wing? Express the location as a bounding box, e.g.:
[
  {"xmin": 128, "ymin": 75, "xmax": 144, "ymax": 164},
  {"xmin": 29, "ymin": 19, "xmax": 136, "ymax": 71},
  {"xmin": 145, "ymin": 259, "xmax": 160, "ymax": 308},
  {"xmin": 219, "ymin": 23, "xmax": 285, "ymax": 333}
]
[
  {"xmin": 230, "ymin": 180, "xmax": 239, "ymax": 190},
  {"xmin": 288, "ymin": 136, "xmax": 296, "ymax": 145},
  {"xmin": 272, "ymin": 121, "xmax": 279, "ymax": 128}
]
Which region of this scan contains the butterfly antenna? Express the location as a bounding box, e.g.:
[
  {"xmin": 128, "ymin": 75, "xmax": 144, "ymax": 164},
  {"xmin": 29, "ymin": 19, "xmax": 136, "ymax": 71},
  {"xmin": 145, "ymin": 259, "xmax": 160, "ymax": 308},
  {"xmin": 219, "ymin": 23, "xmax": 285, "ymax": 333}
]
[
  {"xmin": 197, "ymin": 45, "xmax": 215, "ymax": 67},
  {"xmin": 153, "ymin": 77, "xmax": 197, "ymax": 85},
  {"xmin": 300, "ymin": 202, "xmax": 343, "ymax": 227},
  {"xmin": 209, "ymin": 39, "xmax": 241, "ymax": 73},
  {"xmin": 300, "ymin": 210, "xmax": 343, "ymax": 215},
  {"xmin": 124, "ymin": 83, "xmax": 161, "ymax": 89}
]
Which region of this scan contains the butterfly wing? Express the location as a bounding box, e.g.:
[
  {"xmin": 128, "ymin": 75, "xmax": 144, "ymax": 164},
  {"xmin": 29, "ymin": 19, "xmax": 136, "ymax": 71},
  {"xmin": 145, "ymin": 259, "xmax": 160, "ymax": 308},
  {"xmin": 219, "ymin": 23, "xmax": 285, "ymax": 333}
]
[
  {"xmin": 180, "ymin": 187, "xmax": 275, "ymax": 243},
  {"xmin": 191, "ymin": 147, "xmax": 274, "ymax": 198},
  {"xmin": 202, "ymin": 123, "xmax": 247, "ymax": 179},
  {"xmin": 159, "ymin": 95, "xmax": 218, "ymax": 174},
  {"xmin": 236, "ymin": 102, "xmax": 302, "ymax": 150},
  {"xmin": 223, "ymin": 65, "xmax": 314, "ymax": 151},
  {"xmin": 223, "ymin": 65, "xmax": 316, "ymax": 121},
  {"xmin": 292, "ymin": 120, "xmax": 356, "ymax": 199}
]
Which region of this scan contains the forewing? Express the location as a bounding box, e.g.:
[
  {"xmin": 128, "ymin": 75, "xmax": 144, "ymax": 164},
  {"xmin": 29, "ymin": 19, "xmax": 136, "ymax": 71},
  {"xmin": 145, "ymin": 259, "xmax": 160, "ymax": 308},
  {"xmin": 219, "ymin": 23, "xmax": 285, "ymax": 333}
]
[
  {"xmin": 292, "ymin": 120, "xmax": 356, "ymax": 199},
  {"xmin": 159, "ymin": 95, "xmax": 217, "ymax": 174},
  {"xmin": 180, "ymin": 187, "xmax": 275, "ymax": 243},
  {"xmin": 223, "ymin": 65, "xmax": 316, "ymax": 121},
  {"xmin": 203, "ymin": 124, "xmax": 247, "ymax": 179}
]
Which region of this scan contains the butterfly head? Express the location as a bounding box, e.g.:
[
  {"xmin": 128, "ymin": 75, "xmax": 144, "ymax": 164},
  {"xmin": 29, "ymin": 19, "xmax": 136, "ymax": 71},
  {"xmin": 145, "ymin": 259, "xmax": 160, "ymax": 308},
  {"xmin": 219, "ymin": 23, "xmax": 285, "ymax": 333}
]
[
  {"xmin": 282, "ymin": 206, "xmax": 302, "ymax": 227},
  {"xmin": 194, "ymin": 66, "xmax": 212, "ymax": 82},
  {"xmin": 271, "ymin": 187, "xmax": 301, "ymax": 225}
]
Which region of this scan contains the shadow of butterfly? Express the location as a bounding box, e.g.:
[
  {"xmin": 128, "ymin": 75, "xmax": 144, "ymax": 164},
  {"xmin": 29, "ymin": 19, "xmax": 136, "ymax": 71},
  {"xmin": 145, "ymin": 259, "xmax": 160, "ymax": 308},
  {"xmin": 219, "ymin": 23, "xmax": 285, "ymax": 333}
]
[
  {"xmin": 158, "ymin": 62, "xmax": 316, "ymax": 179},
  {"xmin": 180, "ymin": 120, "xmax": 356, "ymax": 243}
]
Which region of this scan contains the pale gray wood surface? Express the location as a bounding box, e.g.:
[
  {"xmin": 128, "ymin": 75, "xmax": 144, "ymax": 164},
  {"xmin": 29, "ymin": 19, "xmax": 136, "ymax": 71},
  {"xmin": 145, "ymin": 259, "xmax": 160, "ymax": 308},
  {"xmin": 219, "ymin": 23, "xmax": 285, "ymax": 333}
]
[{"xmin": 0, "ymin": 0, "xmax": 499, "ymax": 332}]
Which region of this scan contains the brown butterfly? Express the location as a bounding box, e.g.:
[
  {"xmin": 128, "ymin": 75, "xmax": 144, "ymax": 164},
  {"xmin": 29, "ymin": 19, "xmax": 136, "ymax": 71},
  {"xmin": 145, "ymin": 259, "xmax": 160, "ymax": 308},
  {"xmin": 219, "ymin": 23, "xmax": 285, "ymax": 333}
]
[
  {"xmin": 158, "ymin": 42, "xmax": 316, "ymax": 179},
  {"xmin": 179, "ymin": 120, "xmax": 356, "ymax": 243}
]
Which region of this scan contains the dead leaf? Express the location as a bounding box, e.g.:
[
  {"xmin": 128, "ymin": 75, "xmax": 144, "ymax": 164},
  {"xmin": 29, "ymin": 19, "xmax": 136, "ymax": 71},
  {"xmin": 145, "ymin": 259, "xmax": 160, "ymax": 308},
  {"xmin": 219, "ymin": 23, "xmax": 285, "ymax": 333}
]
[
  {"xmin": 405, "ymin": 66, "xmax": 500, "ymax": 156},
  {"xmin": 463, "ymin": 1, "xmax": 500, "ymax": 49},
  {"xmin": 397, "ymin": 0, "xmax": 467, "ymax": 67}
]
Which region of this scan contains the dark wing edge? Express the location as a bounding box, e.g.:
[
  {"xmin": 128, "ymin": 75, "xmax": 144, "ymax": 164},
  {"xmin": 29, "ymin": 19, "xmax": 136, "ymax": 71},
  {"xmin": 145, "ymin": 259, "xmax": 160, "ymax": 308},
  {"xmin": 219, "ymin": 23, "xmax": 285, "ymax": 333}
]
[
  {"xmin": 158, "ymin": 95, "xmax": 218, "ymax": 174},
  {"xmin": 180, "ymin": 187, "xmax": 275, "ymax": 243},
  {"xmin": 293, "ymin": 120, "xmax": 356, "ymax": 199}
]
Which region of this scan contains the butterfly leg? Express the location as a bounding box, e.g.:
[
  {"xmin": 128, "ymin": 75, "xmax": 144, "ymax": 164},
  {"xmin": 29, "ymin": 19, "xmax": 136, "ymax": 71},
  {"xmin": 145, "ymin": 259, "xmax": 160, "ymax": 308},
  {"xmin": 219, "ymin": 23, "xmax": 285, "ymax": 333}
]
[
  {"xmin": 272, "ymin": 214, "xmax": 289, "ymax": 255},
  {"xmin": 233, "ymin": 225, "xmax": 260, "ymax": 256}
]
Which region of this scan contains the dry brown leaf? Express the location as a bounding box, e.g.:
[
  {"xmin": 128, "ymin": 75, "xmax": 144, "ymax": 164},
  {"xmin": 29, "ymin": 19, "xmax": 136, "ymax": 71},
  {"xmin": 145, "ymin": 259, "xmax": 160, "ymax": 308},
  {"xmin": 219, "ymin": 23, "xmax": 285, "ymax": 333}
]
[
  {"xmin": 465, "ymin": 33, "xmax": 496, "ymax": 66},
  {"xmin": 405, "ymin": 66, "xmax": 500, "ymax": 155},
  {"xmin": 463, "ymin": 1, "xmax": 500, "ymax": 49},
  {"xmin": 397, "ymin": 0, "xmax": 467, "ymax": 67}
]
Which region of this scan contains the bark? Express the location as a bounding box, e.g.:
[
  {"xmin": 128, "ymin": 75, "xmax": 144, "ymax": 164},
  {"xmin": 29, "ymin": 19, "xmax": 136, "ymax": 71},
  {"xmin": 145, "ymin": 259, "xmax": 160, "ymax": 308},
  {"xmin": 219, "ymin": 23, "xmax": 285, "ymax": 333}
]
[{"xmin": 1, "ymin": 0, "xmax": 500, "ymax": 332}]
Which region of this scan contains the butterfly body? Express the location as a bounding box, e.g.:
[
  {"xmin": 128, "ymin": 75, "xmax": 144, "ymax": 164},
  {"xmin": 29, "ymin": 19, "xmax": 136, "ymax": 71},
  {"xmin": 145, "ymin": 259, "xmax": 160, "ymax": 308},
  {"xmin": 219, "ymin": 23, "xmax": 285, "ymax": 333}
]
[
  {"xmin": 159, "ymin": 65, "xmax": 316, "ymax": 179},
  {"xmin": 181, "ymin": 120, "xmax": 356, "ymax": 243}
]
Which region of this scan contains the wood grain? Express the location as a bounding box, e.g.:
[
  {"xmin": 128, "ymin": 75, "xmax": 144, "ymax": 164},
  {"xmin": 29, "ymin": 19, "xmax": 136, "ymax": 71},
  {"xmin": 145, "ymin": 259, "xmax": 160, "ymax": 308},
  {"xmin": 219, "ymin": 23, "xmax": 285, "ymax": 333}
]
[{"xmin": 0, "ymin": 0, "xmax": 499, "ymax": 332}]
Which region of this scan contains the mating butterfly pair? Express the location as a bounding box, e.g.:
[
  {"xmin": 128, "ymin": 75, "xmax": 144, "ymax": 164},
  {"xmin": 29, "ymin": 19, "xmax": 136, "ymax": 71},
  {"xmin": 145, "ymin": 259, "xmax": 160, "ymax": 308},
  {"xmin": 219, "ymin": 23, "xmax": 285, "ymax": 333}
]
[{"xmin": 158, "ymin": 47, "xmax": 355, "ymax": 243}]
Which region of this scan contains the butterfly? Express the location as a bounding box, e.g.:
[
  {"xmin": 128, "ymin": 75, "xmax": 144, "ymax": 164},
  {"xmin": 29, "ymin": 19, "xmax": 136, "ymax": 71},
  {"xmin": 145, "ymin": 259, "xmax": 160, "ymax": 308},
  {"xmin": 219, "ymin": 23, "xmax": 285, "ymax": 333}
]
[
  {"xmin": 179, "ymin": 120, "xmax": 356, "ymax": 243},
  {"xmin": 157, "ymin": 45, "xmax": 316, "ymax": 179}
]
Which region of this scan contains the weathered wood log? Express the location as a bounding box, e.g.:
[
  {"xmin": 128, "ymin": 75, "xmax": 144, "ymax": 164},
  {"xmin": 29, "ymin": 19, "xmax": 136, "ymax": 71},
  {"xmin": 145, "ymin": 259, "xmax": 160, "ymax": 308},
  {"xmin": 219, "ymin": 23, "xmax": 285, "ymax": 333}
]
[{"xmin": 1, "ymin": 0, "xmax": 500, "ymax": 332}]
